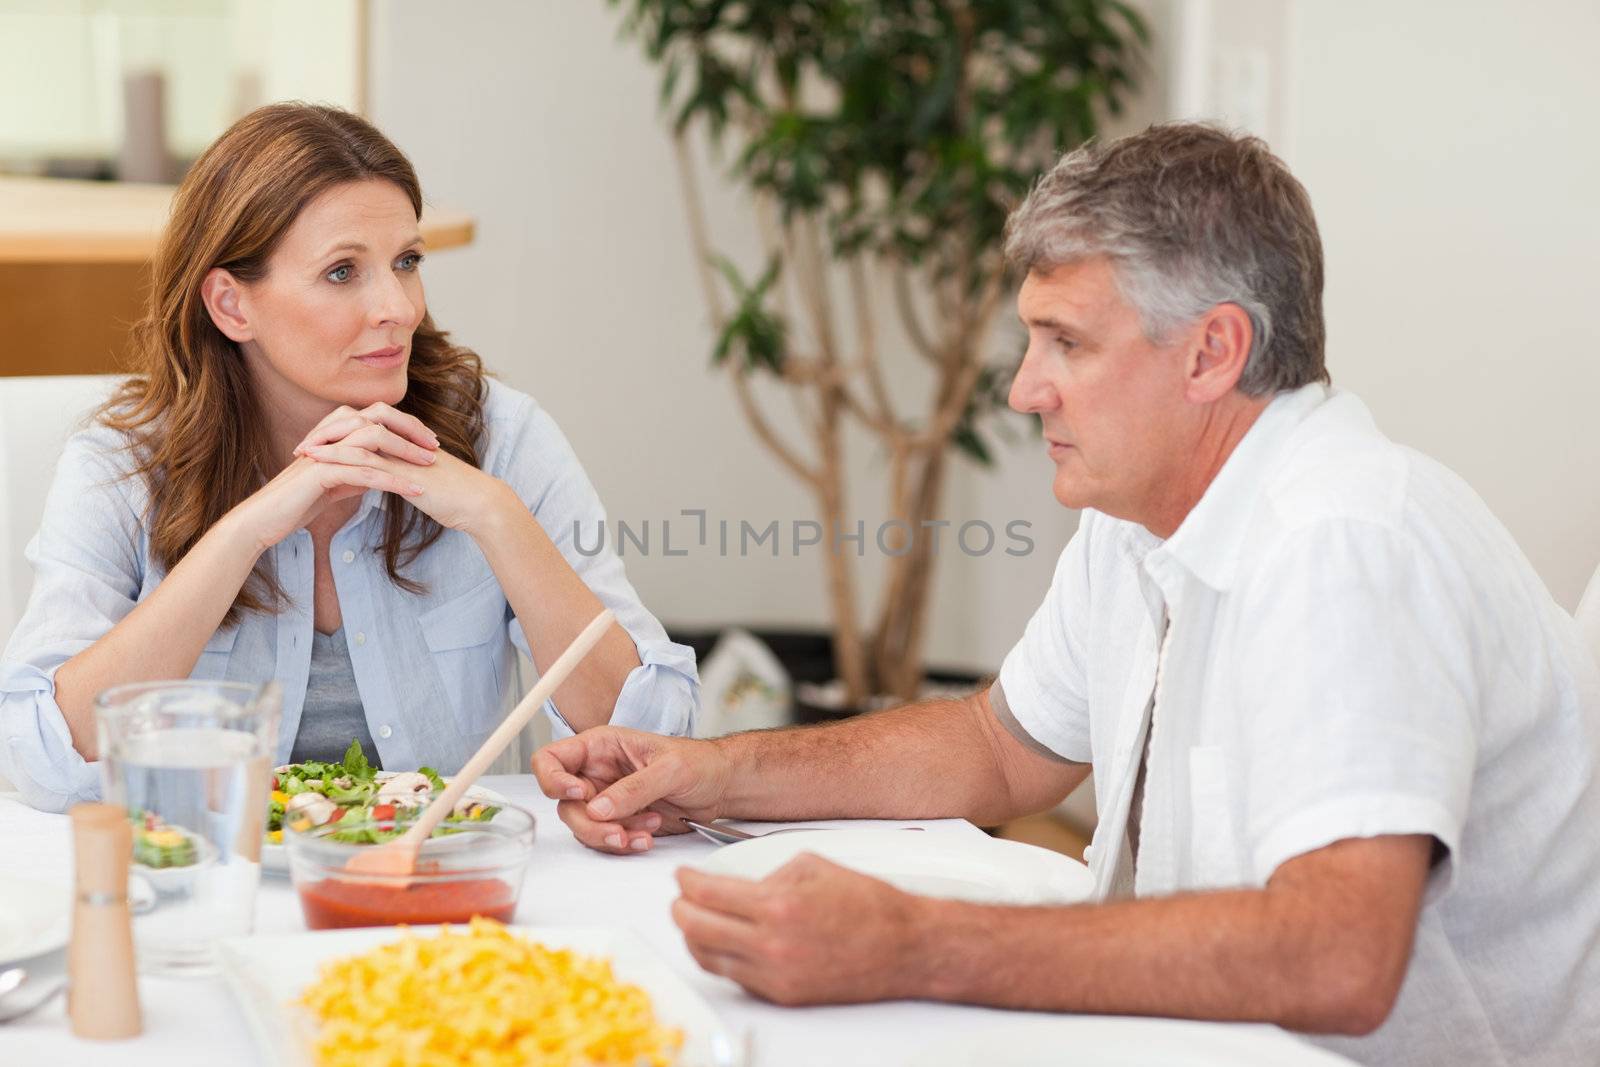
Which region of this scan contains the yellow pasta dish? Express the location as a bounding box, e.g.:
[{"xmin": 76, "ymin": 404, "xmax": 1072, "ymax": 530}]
[{"xmin": 298, "ymin": 918, "xmax": 683, "ymax": 1067}]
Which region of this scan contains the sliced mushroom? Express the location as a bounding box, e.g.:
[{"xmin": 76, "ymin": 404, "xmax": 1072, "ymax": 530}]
[
  {"xmin": 377, "ymin": 772, "xmax": 433, "ymax": 800},
  {"xmin": 285, "ymin": 791, "xmax": 339, "ymax": 827}
]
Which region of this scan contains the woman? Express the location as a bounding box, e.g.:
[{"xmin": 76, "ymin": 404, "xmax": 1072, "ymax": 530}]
[{"xmin": 0, "ymin": 104, "xmax": 696, "ymax": 814}]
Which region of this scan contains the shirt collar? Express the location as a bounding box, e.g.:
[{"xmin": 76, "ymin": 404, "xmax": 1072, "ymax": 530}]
[
  {"xmin": 1153, "ymin": 382, "xmax": 1330, "ymax": 593},
  {"xmin": 352, "ymin": 488, "xmax": 390, "ymax": 524}
]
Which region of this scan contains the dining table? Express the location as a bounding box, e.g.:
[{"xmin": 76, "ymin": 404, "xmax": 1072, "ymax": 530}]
[{"xmin": 0, "ymin": 774, "xmax": 1356, "ymax": 1066}]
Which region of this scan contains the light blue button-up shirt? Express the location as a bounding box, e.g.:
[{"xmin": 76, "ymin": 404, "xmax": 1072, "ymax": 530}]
[{"xmin": 0, "ymin": 378, "xmax": 697, "ymax": 812}]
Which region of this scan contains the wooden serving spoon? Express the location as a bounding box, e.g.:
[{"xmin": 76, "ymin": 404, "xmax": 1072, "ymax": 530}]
[{"xmin": 342, "ymin": 608, "xmax": 616, "ymax": 878}]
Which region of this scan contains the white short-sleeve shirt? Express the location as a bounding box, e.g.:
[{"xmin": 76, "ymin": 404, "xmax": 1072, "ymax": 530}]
[{"xmin": 998, "ymin": 383, "xmax": 1600, "ymax": 1067}]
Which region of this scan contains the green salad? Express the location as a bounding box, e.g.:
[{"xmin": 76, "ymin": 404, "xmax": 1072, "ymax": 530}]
[
  {"xmin": 132, "ymin": 809, "xmax": 199, "ymax": 869},
  {"xmin": 266, "ymin": 740, "xmax": 499, "ymax": 846}
]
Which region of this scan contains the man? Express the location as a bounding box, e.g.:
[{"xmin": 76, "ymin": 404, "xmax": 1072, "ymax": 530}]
[{"xmin": 532, "ymin": 124, "xmax": 1600, "ymax": 1066}]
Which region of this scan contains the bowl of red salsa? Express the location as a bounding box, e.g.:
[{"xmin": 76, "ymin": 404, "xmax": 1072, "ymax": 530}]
[{"xmin": 285, "ymin": 804, "xmax": 536, "ymax": 930}]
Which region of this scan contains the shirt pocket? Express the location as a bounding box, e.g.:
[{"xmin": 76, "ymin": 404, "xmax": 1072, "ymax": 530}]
[
  {"xmin": 190, "ymin": 625, "xmax": 238, "ymax": 680},
  {"xmin": 417, "ymin": 575, "xmax": 508, "ymax": 733},
  {"xmin": 1188, "ymin": 745, "xmax": 1246, "ymax": 889}
]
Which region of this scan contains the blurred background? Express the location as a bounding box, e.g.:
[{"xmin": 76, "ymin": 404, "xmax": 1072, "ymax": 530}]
[{"xmin": 4, "ymin": 1, "xmax": 1598, "ymax": 842}]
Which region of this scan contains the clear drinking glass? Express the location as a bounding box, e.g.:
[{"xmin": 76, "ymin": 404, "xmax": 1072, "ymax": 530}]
[{"xmin": 95, "ymin": 680, "xmax": 281, "ymax": 976}]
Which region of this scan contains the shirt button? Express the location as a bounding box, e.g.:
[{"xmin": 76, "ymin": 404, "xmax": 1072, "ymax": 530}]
[
  {"xmin": 355, "ymin": 631, "xmax": 367, "ymax": 646},
  {"xmin": 378, "ymin": 725, "xmax": 393, "ymax": 739},
  {"xmin": 341, "ymin": 550, "xmax": 355, "ymax": 564}
]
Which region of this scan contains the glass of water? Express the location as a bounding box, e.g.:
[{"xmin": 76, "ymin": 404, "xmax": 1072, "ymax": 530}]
[{"xmin": 96, "ymin": 679, "xmax": 281, "ymax": 976}]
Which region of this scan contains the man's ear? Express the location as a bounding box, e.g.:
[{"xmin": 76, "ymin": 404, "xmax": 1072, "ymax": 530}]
[
  {"xmin": 200, "ymin": 268, "xmax": 253, "ymax": 343},
  {"xmin": 1184, "ymin": 302, "xmax": 1254, "ymax": 404}
]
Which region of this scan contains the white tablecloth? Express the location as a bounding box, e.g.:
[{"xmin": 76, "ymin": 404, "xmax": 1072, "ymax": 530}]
[{"xmin": 0, "ymin": 776, "xmax": 1353, "ymax": 1066}]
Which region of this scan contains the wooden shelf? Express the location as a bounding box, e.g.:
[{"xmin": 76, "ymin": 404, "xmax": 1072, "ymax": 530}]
[
  {"xmin": 0, "ymin": 176, "xmax": 474, "ymax": 263},
  {"xmin": 0, "ymin": 177, "xmax": 475, "ymax": 376}
]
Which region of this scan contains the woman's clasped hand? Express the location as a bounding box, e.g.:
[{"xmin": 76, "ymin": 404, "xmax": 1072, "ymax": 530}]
[{"xmin": 239, "ymin": 401, "xmax": 514, "ymax": 552}]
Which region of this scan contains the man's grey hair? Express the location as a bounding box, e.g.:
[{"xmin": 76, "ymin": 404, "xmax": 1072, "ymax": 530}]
[{"xmin": 1004, "ymin": 123, "xmax": 1328, "ymax": 396}]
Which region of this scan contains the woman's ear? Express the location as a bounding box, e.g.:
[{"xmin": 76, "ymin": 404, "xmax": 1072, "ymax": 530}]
[{"xmin": 200, "ymin": 268, "xmax": 253, "ymax": 343}]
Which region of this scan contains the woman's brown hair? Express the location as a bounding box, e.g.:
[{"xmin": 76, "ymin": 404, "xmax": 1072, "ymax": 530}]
[{"xmin": 101, "ymin": 102, "xmax": 485, "ymax": 624}]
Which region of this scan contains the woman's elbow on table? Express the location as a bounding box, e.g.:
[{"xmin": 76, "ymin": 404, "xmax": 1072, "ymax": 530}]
[{"xmin": 0, "ymin": 684, "xmax": 102, "ymax": 813}]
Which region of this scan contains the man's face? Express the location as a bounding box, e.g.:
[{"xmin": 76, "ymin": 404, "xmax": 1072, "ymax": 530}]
[{"xmin": 1009, "ymin": 257, "xmax": 1194, "ymax": 520}]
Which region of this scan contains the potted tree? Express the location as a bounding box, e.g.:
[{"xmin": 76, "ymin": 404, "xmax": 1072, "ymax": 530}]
[{"xmin": 612, "ymin": 0, "xmax": 1148, "ymax": 709}]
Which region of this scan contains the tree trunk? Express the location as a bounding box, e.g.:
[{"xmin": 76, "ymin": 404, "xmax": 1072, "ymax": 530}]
[
  {"xmin": 815, "ymin": 389, "xmax": 870, "ymax": 707},
  {"xmin": 869, "ymin": 442, "xmax": 948, "ymax": 700}
]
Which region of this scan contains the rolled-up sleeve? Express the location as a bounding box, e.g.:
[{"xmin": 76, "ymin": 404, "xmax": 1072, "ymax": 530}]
[
  {"xmin": 1, "ymin": 428, "xmax": 147, "ymax": 811},
  {"xmin": 490, "ymin": 389, "xmax": 698, "ymax": 738}
]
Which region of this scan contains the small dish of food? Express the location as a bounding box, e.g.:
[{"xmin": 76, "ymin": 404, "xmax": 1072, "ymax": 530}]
[
  {"xmin": 131, "ymin": 810, "xmax": 218, "ymax": 893},
  {"xmin": 285, "ymin": 803, "xmax": 535, "ymax": 929}
]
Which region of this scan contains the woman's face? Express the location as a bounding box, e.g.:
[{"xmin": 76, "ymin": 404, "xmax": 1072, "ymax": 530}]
[{"xmin": 228, "ymin": 179, "xmax": 427, "ymax": 426}]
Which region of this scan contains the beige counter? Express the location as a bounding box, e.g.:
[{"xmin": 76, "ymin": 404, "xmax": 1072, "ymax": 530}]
[{"xmin": 0, "ymin": 176, "xmax": 474, "ymax": 374}]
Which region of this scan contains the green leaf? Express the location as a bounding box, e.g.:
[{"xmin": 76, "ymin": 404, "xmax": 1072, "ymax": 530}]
[
  {"xmin": 711, "ymin": 253, "xmax": 751, "ymax": 299},
  {"xmin": 709, "ymin": 252, "xmax": 788, "ymax": 373},
  {"xmin": 341, "ymin": 739, "xmax": 372, "ymax": 780},
  {"xmin": 951, "ymin": 425, "xmax": 993, "ymax": 467}
]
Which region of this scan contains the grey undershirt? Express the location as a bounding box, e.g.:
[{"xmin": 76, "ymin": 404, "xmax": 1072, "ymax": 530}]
[
  {"xmin": 289, "ymin": 627, "xmax": 381, "ymax": 769},
  {"xmin": 1125, "ymin": 618, "xmax": 1171, "ymax": 876}
]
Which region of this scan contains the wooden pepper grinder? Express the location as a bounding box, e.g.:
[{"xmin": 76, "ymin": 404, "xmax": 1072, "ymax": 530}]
[{"xmin": 67, "ymin": 803, "xmax": 142, "ymax": 1040}]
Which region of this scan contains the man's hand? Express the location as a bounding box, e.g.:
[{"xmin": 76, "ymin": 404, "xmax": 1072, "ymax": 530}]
[
  {"xmin": 532, "ymin": 727, "xmax": 732, "ymax": 854},
  {"xmin": 672, "ymin": 855, "xmax": 923, "ymax": 1006}
]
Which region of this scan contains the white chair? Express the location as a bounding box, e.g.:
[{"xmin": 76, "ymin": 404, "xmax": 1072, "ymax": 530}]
[
  {"xmin": 0, "ymin": 375, "xmax": 124, "ymax": 650},
  {"xmin": 1577, "ymin": 565, "xmax": 1600, "ymax": 669},
  {"xmin": 0, "ymin": 375, "xmax": 122, "ymax": 793}
]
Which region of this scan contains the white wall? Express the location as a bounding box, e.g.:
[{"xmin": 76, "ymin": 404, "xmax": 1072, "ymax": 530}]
[
  {"xmin": 1184, "ymin": 0, "xmax": 1600, "ymax": 608},
  {"xmin": 368, "ymin": 0, "xmax": 844, "ymax": 645},
  {"xmin": 1289, "ymin": 0, "xmax": 1600, "ymax": 607},
  {"xmin": 369, "ymin": 0, "xmax": 1598, "ymax": 689},
  {"xmin": 366, "ymin": 1, "xmax": 1171, "ymax": 674}
]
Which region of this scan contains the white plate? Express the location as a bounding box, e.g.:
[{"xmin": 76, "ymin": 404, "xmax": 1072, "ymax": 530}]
[
  {"xmin": 691, "ymin": 828, "xmax": 1094, "ymax": 905},
  {"xmin": 905, "ymin": 1014, "xmax": 1359, "ymax": 1066},
  {"xmin": 0, "ymin": 875, "xmax": 70, "ymax": 965},
  {"xmin": 217, "ymin": 924, "xmax": 739, "ymax": 1067},
  {"xmin": 262, "ymin": 780, "xmax": 512, "ymax": 874}
]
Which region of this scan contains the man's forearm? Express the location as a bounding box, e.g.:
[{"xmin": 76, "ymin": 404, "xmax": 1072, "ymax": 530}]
[
  {"xmin": 712, "ymin": 693, "xmax": 1083, "ymax": 825},
  {"xmin": 907, "ymin": 835, "xmax": 1431, "ymax": 1036},
  {"xmin": 911, "ymin": 891, "xmax": 1344, "ymax": 1027}
]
